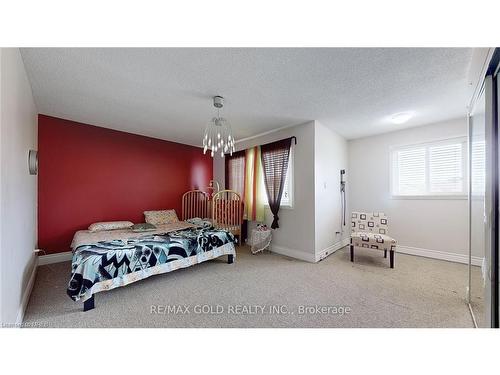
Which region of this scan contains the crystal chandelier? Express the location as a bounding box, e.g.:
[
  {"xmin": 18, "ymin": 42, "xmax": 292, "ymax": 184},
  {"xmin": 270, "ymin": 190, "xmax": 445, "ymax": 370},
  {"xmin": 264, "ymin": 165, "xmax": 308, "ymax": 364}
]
[{"xmin": 203, "ymin": 96, "xmax": 235, "ymax": 157}]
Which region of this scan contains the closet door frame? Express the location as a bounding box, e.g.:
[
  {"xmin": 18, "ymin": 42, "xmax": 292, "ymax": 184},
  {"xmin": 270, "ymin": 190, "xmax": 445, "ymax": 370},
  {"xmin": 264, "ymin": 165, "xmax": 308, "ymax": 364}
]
[
  {"xmin": 485, "ymin": 49, "xmax": 500, "ymax": 328},
  {"xmin": 468, "ymin": 48, "xmax": 500, "ymax": 328}
]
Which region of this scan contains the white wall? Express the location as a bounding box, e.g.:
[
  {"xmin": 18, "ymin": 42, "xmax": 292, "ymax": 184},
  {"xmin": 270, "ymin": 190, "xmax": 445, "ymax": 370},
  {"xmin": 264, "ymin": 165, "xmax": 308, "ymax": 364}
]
[
  {"xmin": 348, "ymin": 118, "xmax": 469, "ymax": 257},
  {"xmin": 0, "ymin": 48, "xmax": 38, "ymax": 325},
  {"xmin": 314, "ymin": 121, "xmax": 349, "ymax": 256},
  {"xmin": 214, "ymin": 122, "xmax": 317, "ymax": 261},
  {"xmin": 215, "ymin": 117, "xmax": 470, "ymax": 263},
  {"xmin": 214, "ymin": 121, "xmax": 349, "ymax": 262}
]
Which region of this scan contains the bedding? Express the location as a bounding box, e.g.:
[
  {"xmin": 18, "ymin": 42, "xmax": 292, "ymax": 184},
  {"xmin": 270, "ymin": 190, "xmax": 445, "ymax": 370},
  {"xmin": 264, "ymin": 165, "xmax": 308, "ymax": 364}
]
[
  {"xmin": 67, "ymin": 222, "xmax": 236, "ymax": 303},
  {"xmin": 131, "ymin": 223, "xmax": 157, "ymax": 232},
  {"xmin": 71, "ymin": 221, "xmax": 194, "ymax": 248},
  {"xmin": 186, "ymin": 217, "xmax": 213, "ymax": 229}
]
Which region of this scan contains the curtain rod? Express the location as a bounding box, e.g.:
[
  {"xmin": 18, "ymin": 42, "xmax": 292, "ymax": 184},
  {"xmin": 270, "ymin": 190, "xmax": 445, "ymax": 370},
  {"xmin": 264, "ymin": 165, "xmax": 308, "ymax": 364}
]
[
  {"xmin": 260, "ymin": 136, "xmax": 297, "ymax": 148},
  {"xmin": 229, "ymin": 136, "xmax": 297, "ymax": 157}
]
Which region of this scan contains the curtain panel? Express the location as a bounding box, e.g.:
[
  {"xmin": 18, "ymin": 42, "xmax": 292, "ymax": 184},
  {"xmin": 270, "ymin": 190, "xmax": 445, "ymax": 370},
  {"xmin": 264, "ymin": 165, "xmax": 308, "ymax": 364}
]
[
  {"xmin": 244, "ymin": 146, "xmax": 265, "ymax": 222},
  {"xmin": 224, "ymin": 150, "xmax": 246, "ymax": 198},
  {"xmin": 225, "ymin": 136, "xmax": 294, "ymax": 228},
  {"xmin": 225, "ymin": 148, "xmax": 265, "ymax": 222},
  {"xmin": 260, "ymin": 137, "xmax": 293, "ymax": 229}
]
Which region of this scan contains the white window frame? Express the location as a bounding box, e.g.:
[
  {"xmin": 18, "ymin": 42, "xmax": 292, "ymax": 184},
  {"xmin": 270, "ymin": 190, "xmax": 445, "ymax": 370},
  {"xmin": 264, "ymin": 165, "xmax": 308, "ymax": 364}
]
[
  {"xmin": 279, "ymin": 147, "xmax": 294, "ymax": 208},
  {"xmin": 390, "ymin": 136, "xmax": 468, "ymax": 200}
]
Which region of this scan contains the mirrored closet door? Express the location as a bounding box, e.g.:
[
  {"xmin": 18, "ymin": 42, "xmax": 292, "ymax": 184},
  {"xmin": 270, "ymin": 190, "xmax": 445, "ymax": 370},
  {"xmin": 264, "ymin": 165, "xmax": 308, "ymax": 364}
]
[{"xmin": 468, "ymin": 87, "xmax": 486, "ymax": 327}]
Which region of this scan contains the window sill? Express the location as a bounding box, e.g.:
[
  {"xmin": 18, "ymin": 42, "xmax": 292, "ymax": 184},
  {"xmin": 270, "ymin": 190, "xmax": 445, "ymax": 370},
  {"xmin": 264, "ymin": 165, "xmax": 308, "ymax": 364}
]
[{"xmin": 391, "ymin": 195, "xmax": 467, "ymax": 200}]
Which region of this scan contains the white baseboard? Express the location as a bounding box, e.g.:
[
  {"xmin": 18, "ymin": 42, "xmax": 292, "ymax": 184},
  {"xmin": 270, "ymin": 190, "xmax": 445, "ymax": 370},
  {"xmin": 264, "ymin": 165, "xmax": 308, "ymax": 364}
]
[
  {"xmin": 15, "ymin": 255, "xmax": 38, "ymax": 326},
  {"xmin": 396, "ymin": 245, "xmax": 483, "ymax": 266},
  {"xmin": 316, "ymin": 237, "xmax": 350, "ymax": 262},
  {"xmin": 12, "ymin": 251, "xmax": 71, "ymax": 325},
  {"xmin": 38, "ymin": 251, "xmax": 72, "ymax": 265},
  {"xmin": 37, "ymin": 244, "xmax": 481, "ymax": 268},
  {"xmin": 270, "ymin": 238, "xmax": 350, "ymax": 263},
  {"xmin": 270, "ymin": 245, "xmax": 316, "ymax": 263}
]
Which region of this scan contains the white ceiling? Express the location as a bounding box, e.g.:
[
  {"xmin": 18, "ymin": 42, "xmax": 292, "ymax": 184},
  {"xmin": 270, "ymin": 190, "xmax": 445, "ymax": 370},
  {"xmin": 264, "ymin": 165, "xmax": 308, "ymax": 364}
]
[{"xmin": 21, "ymin": 48, "xmax": 474, "ymax": 145}]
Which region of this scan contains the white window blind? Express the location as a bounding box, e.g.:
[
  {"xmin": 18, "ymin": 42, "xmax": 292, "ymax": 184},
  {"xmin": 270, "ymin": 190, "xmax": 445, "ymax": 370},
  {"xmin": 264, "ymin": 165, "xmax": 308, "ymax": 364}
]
[
  {"xmin": 391, "ymin": 137, "xmax": 467, "ymax": 197},
  {"xmin": 396, "ymin": 147, "xmax": 426, "ymax": 195},
  {"xmin": 471, "ymin": 139, "xmax": 485, "ymax": 195},
  {"xmin": 429, "ymin": 143, "xmax": 463, "ymax": 193}
]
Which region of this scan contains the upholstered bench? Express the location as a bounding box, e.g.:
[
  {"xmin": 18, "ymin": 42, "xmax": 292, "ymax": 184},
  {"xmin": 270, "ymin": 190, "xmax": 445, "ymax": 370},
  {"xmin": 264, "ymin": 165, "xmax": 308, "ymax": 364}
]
[{"xmin": 350, "ymin": 212, "xmax": 397, "ymax": 268}]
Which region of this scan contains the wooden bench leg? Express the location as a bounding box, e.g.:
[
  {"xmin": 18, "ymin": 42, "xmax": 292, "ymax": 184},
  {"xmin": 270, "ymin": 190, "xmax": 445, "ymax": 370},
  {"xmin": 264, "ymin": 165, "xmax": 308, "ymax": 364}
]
[
  {"xmin": 228, "ymin": 254, "xmax": 234, "ymax": 264},
  {"xmin": 390, "ymin": 250, "xmax": 394, "ymax": 269},
  {"xmin": 83, "ymin": 295, "xmax": 95, "ymax": 311},
  {"xmin": 350, "ymin": 244, "xmax": 354, "ymax": 262},
  {"xmin": 384, "ymin": 250, "xmax": 387, "ymax": 258}
]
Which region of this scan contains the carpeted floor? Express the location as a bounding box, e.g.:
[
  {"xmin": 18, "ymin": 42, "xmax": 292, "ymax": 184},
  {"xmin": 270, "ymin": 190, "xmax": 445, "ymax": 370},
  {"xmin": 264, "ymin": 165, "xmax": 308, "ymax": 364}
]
[
  {"xmin": 23, "ymin": 245, "xmax": 483, "ymax": 328},
  {"xmin": 469, "ymin": 277, "xmax": 486, "ymax": 328}
]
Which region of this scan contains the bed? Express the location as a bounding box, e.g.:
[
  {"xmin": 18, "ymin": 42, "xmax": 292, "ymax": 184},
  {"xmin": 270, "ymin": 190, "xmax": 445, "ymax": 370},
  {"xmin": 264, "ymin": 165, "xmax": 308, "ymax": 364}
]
[{"xmin": 66, "ymin": 220, "xmax": 236, "ymax": 311}]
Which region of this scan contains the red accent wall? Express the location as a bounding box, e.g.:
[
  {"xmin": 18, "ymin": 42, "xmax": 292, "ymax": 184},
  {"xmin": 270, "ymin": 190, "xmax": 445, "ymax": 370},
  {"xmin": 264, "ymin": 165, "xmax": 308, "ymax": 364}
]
[{"xmin": 38, "ymin": 115, "xmax": 212, "ymax": 254}]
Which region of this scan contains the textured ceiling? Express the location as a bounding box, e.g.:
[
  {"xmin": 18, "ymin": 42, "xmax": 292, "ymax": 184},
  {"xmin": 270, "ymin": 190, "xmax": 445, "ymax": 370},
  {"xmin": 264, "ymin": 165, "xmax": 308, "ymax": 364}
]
[{"xmin": 21, "ymin": 48, "xmax": 474, "ymax": 145}]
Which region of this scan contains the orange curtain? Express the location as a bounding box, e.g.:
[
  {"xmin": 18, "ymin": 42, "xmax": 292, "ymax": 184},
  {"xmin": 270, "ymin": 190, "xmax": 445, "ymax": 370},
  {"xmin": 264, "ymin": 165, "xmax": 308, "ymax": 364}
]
[
  {"xmin": 225, "ymin": 147, "xmax": 265, "ymax": 222},
  {"xmin": 244, "ymin": 146, "xmax": 265, "ymax": 221}
]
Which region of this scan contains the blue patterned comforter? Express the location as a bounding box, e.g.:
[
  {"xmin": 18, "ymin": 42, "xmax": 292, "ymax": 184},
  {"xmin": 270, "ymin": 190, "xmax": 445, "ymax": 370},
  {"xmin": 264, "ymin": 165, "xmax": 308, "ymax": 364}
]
[{"xmin": 67, "ymin": 226, "xmax": 235, "ymax": 302}]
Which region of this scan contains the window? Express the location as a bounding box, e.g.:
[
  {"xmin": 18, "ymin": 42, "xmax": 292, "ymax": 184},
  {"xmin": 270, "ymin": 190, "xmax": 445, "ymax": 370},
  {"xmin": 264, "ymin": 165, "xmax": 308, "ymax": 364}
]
[
  {"xmin": 391, "ymin": 137, "xmax": 467, "ymax": 197},
  {"xmin": 258, "ymin": 147, "xmax": 293, "ymax": 208},
  {"xmin": 225, "ymin": 147, "xmax": 294, "ymax": 210}
]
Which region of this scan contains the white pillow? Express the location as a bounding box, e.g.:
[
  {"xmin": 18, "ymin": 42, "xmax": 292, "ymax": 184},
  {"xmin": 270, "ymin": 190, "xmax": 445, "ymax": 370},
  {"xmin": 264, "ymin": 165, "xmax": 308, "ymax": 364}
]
[{"xmin": 88, "ymin": 221, "xmax": 134, "ymax": 232}]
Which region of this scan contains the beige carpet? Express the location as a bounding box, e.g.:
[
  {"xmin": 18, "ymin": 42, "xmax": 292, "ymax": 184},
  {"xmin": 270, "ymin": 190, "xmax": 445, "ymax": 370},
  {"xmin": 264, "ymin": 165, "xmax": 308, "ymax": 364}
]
[{"xmin": 23, "ymin": 245, "xmax": 481, "ymax": 328}]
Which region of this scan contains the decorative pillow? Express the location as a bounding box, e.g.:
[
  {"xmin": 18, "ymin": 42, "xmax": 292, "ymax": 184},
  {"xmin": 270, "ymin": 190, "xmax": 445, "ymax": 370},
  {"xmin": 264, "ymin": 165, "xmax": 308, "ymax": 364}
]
[
  {"xmin": 144, "ymin": 209, "xmax": 179, "ymax": 225},
  {"xmin": 88, "ymin": 221, "xmax": 134, "ymax": 232},
  {"xmin": 131, "ymin": 223, "xmax": 157, "ymax": 232}
]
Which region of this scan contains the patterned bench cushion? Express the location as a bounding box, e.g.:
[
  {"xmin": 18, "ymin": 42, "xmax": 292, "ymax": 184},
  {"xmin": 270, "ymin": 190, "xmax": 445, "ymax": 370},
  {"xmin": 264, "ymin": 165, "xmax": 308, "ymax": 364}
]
[{"xmin": 351, "ymin": 232, "xmax": 396, "ymax": 252}]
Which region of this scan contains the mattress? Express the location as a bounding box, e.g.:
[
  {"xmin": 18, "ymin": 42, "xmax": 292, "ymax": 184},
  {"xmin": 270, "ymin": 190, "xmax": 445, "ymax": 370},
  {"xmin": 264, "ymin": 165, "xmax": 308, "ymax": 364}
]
[{"xmin": 67, "ymin": 223, "xmax": 236, "ymax": 302}]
